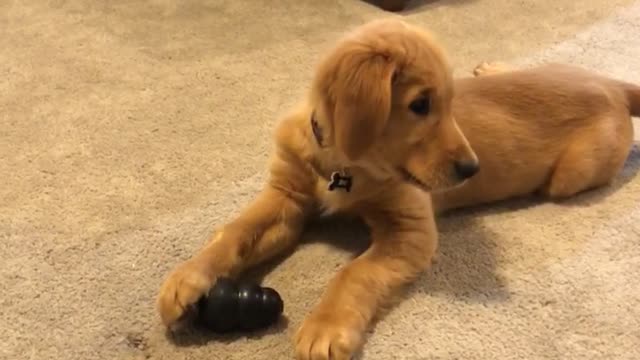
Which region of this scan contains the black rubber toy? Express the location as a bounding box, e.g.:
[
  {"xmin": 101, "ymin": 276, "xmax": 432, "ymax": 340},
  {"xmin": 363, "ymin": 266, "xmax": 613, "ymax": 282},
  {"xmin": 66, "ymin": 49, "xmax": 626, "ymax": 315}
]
[{"xmin": 196, "ymin": 277, "xmax": 284, "ymax": 333}]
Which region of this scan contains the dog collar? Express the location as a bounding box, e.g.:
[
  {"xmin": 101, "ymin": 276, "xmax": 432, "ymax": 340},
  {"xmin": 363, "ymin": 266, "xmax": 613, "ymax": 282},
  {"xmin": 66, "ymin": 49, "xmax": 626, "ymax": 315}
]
[
  {"xmin": 310, "ymin": 111, "xmax": 353, "ymax": 192},
  {"xmin": 310, "ymin": 111, "xmax": 324, "ymax": 147}
]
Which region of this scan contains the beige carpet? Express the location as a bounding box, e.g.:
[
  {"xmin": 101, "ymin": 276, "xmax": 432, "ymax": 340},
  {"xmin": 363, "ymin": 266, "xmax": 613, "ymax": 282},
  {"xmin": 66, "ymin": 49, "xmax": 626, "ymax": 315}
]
[{"xmin": 1, "ymin": 1, "xmax": 639, "ymax": 359}]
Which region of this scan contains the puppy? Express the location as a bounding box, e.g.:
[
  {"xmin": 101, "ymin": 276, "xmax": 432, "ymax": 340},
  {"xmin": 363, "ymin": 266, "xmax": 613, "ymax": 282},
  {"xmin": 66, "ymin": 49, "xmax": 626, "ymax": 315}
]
[
  {"xmin": 157, "ymin": 18, "xmax": 476, "ymax": 360},
  {"xmin": 156, "ymin": 19, "xmax": 640, "ymax": 359},
  {"xmin": 432, "ymin": 61, "xmax": 640, "ymax": 212}
]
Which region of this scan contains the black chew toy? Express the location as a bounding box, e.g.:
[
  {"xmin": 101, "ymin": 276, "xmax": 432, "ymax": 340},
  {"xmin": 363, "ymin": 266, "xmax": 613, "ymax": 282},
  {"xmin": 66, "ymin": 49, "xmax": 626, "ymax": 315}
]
[{"xmin": 196, "ymin": 277, "xmax": 284, "ymax": 333}]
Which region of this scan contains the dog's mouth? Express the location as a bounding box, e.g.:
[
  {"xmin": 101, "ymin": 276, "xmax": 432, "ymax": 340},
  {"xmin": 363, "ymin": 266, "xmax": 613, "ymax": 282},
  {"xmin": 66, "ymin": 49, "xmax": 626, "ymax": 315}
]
[
  {"xmin": 397, "ymin": 167, "xmax": 469, "ymax": 193},
  {"xmin": 398, "ymin": 167, "xmax": 432, "ymax": 191}
]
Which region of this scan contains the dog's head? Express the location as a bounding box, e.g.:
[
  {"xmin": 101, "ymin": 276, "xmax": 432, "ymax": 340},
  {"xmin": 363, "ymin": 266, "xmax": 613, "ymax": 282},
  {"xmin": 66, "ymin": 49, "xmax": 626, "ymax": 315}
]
[{"xmin": 310, "ymin": 19, "xmax": 478, "ymax": 192}]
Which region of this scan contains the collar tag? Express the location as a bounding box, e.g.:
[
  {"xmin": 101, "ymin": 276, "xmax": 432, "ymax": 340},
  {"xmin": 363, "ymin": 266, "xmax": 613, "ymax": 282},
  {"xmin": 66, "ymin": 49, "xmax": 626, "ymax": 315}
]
[{"xmin": 328, "ymin": 171, "xmax": 353, "ymax": 192}]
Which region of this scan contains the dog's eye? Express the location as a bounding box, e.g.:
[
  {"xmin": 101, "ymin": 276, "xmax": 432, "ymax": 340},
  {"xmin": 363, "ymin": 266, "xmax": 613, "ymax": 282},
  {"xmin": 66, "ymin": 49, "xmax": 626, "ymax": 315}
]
[{"xmin": 409, "ymin": 96, "xmax": 430, "ymax": 116}]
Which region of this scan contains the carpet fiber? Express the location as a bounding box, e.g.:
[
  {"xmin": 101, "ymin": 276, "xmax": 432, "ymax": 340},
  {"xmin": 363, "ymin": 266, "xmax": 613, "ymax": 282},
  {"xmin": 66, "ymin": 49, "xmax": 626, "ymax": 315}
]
[{"xmin": 1, "ymin": 1, "xmax": 639, "ymax": 359}]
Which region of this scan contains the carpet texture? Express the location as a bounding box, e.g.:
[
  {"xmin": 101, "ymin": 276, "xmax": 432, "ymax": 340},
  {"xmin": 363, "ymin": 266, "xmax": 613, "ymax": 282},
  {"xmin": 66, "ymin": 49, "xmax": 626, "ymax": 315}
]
[{"xmin": 1, "ymin": 1, "xmax": 639, "ymax": 359}]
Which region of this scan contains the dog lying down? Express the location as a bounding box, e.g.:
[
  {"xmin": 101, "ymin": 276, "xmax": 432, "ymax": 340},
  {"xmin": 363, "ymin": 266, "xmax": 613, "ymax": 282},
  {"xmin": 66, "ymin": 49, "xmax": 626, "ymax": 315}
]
[{"xmin": 157, "ymin": 18, "xmax": 639, "ymax": 359}]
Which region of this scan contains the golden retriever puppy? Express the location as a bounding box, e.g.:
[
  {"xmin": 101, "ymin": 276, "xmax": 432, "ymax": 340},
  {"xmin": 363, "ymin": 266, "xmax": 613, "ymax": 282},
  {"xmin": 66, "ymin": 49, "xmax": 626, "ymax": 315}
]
[
  {"xmin": 156, "ymin": 18, "xmax": 640, "ymax": 360},
  {"xmin": 432, "ymin": 61, "xmax": 639, "ymax": 212},
  {"xmin": 157, "ymin": 18, "xmax": 477, "ymax": 359}
]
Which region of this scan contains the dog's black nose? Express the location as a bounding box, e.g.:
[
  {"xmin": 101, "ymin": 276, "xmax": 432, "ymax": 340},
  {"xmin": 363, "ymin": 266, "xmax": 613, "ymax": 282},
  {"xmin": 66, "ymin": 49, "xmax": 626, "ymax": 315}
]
[{"xmin": 454, "ymin": 160, "xmax": 479, "ymax": 180}]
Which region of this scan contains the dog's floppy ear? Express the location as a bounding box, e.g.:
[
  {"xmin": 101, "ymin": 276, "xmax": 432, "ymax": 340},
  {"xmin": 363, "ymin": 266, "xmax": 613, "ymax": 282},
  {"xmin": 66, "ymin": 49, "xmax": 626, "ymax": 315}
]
[{"xmin": 329, "ymin": 51, "xmax": 396, "ymax": 160}]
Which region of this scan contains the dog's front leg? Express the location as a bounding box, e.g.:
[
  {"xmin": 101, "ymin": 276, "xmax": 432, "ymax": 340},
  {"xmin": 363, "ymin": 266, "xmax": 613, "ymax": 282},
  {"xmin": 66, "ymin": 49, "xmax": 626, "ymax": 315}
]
[
  {"xmin": 294, "ymin": 201, "xmax": 438, "ymax": 360},
  {"xmin": 157, "ymin": 184, "xmax": 313, "ymax": 328}
]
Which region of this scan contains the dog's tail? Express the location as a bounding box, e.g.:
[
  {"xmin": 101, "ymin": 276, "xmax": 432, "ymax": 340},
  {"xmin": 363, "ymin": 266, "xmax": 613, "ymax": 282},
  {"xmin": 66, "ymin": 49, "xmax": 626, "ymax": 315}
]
[{"xmin": 622, "ymin": 81, "xmax": 640, "ymax": 117}]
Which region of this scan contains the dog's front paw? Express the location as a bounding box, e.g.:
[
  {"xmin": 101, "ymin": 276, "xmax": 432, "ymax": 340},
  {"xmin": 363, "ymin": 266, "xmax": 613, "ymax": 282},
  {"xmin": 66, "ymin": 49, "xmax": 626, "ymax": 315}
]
[
  {"xmin": 294, "ymin": 311, "xmax": 363, "ymax": 360},
  {"xmin": 156, "ymin": 259, "xmax": 214, "ymax": 329}
]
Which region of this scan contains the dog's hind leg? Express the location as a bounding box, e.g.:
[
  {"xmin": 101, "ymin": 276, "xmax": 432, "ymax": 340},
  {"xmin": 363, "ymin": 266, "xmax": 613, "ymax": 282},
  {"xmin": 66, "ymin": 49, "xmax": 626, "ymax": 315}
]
[
  {"xmin": 472, "ymin": 61, "xmax": 514, "ymax": 77},
  {"xmin": 542, "ymin": 115, "xmax": 633, "ymax": 199}
]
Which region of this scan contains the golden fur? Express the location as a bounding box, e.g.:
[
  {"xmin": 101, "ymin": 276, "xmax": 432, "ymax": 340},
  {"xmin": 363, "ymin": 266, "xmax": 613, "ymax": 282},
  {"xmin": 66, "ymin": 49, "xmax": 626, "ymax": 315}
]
[
  {"xmin": 433, "ymin": 61, "xmax": 639, "ymax": 211},
  {"xmin": 156, "ymin": 19, "xmax": 640, "ymax": 359}
]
